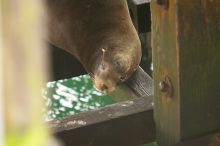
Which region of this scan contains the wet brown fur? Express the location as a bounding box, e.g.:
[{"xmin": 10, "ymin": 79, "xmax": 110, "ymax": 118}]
[{"xmin": 46, "ymin": 0, "xmax": 141, "ymax": 92}]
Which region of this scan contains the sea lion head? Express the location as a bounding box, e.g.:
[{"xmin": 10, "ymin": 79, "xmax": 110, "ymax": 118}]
[
  {"xmin": 46, "ymin": 0, "xmax": 142, "ymax": 93},
  {"xmin": 91, "ymin": 40, "xmax": 141, "ymax": 93}
]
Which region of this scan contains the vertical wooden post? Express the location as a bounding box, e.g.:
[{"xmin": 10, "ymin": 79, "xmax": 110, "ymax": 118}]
[
  {"xmin": 2, "ymin": 0, "xmax": 53, "ymax": 146},
  {"xmin": 151, "ymin": 0, "xmax": 220, "ymax": 146},
  {"xmin": 0, "ymin": 1, "xmax": 3, "ymax": 145}
]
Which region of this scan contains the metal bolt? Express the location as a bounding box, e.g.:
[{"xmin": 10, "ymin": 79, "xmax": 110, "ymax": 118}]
[
  {"xmin": 159, "ymin": 75, "xmax": 173, "ymax": 97},
  {"xmin": 159, "ymin": 81, "xmax": 167, "ymax": 92}
]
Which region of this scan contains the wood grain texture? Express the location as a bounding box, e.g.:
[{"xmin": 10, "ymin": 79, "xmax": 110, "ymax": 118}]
[
  {"xmin": 125, "ymin": 66, "xmax": 153, "ymax": 97},
  {"xmin": 151, "ymin": 0, "xmax": 180, "ymax": 145},
  {"xmin": 174, "ymin": 132, "xmax": 220, "ymax": 146},
  {"xmin": 178, "ymin": 0, "xmax": 220, "ymax": 139},
  {"xmin": 152, "ymin": 0, "xmax": 220, "ymax": 145},
  {"xmin": 49, "ymin": 96, "xmax": 155, "ymax": 146}
]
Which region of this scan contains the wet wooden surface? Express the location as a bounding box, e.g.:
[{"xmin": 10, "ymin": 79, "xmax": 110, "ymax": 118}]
[
  {"xmin": 49, "ymin": 96, "xmax": 155, "ymax": 146},
  {"xmin": 151, "ymin": 0, "xmax": 220, "ymax": 146},
  {"xmin": 125, "ymin": 66, "xmax": 153, "ymax": 97},
  {"xmin": 109, "ymin": 66, "xmax": 153, "ymax": 102}
]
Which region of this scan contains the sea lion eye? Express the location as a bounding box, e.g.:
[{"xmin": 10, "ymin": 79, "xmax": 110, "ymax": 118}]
[
  {"xmin": 120, "ymin": 76, "xmax": 126, "ymax": 81},
  {"xmin": 115, "ymin": 61, "xmax": 123, "ymax": 71},
  {"xmin": 100, "ymin": 63, "xmax": 106, "ymax": 70}
]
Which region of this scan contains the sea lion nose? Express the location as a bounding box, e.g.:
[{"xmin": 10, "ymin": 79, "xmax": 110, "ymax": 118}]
[
  {"xmin": 100, "ymin": 83, "xmax": 109, "ymax": 92},
  {"xmin": 95, "ymin": 80, "xmax": 115, "ymax": 93}
]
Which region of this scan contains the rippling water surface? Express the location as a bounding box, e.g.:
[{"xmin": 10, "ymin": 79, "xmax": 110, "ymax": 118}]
[
  {"xmin": 43, "ymin": 74, "xmax": 155, "ymax": 146},
  {"xmin": 43, "ymin": 75, "xmax": 114, "ymax": 121}
]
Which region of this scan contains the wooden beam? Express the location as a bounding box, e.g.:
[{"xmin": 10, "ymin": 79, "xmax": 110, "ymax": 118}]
[
  {"xmin": 174, "ymin": 132, "xmax": 220, "ymax": 146},
  {"xmin": 125, "ymin": 66, "xmax": 153, "ymax": 97},
  {"xmin": 151, "ymin": 0, "xmax": 220, "ymax": 146},
  {"xmin": 49, "ymin": 96, "xmax": 155, "ymax": 146}
]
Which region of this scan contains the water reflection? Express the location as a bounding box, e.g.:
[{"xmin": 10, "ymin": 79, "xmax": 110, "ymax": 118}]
[{"xmin": 43, "ymin": 75, "xmax": 114, "ymax": 121}]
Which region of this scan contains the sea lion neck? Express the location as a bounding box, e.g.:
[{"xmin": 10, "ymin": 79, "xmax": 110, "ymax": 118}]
[{"xmin": 78, "ymin": 46, "xmax": 103, "ymax": 75}]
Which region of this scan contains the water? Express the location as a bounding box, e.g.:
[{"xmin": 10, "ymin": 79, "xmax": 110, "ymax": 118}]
[
  {"xmin": 42, "ymin": 74, "xmax": 156, "ymax": 146},
  {"xmin": 43, "ymin": 75, "xmax": 114, "ymax": 121}
]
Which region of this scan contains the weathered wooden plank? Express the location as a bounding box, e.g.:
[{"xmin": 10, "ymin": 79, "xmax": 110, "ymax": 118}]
[
  {"xmin": 174, "ymin": 132, "xmax": 220, "ymax": 146},
  {"xmin": 125, "ymin": 66, "xmax": 153, "ymax": 97},
  {"xmin": 49, "ymin": 96, "xmax": 155, "ymax": 146},
  {"xmin": 106, "ymin": 66, "xmax": 153, "ymax": 102},
  {"xmin": 151, "ymin": 0, "xmax": 181, "ymax": 145},
  {"xmin": 178, "ymin": 1, "xmax": 220, "ymax": 140},
  {"xmin": 151, "ymin": 0, "xmax": 220, "ymax": 146}
]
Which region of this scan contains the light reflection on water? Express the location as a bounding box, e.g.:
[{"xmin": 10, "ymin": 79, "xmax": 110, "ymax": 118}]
[
  {"xmin": 43, "ymin": 75, "xmax": 156, "ymax": 146},
  {"xmin": 43, "ymin": 75, "xmax": 114, "ymax": 121}
]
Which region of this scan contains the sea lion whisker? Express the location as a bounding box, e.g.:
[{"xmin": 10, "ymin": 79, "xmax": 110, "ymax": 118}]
[
  {"xmin": 89, "ymin": 72, "xmax": 94, "ymax": 76},
  {"xmin": 88, "ymin": 72, "xmax": 95, "ymax": 80}
]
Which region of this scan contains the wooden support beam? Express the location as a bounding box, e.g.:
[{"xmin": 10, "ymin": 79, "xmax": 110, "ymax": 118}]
[
  {"xmin": 49, "ymin": 96, "xmax": 155, "ymax": 146},
  {"xmin": 151, "ymin": 0, "xmax": 220, "ymax": 146},
  {"xmin": 174, "ymin": 132, "xmax": 220, "ymax": 146},
  {"xmin": 125, "ymin": 66, "xmax": 153, "ymax": 97}
]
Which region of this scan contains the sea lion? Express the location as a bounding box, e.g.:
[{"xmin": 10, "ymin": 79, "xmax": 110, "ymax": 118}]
[{"xmin": 45, "ymin": 0, "xmax": 142, "ymax": 93}]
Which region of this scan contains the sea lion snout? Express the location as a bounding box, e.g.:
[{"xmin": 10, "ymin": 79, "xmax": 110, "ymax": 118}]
[
  {"xmin": 94, "ymin": 77, "xmax": 116, "ymax": 93},
  {"xmin": 93, "ymin": 53, "xmax": 135, "ymax": 93},
  {"xmin": 93, "ymin": 61, "xmax": 117, "ymax": 93}
]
